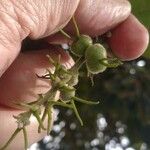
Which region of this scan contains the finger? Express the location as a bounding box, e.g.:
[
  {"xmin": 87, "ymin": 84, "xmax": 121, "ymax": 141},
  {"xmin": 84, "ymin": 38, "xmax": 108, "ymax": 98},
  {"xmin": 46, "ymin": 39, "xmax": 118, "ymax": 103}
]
[
  {"xmin": 65, "ymin": 0, "xmax": 131, "ymax": 36},
  {"xmin": 107, "ymin": 14, "xmax": 149, "ymax": 60},
  {"xmin": 0, "ymin": 47, "xmax": 74, "ymax": 107},
  {"xmin": 0, "ymin": 0, "xmax": 79, "ymax": 77},
  {"xmin": 46, "ymin": 0, "xmax": 131, "ymax": 44},
  {"xmin": 0, "ymin": 106, "xmax": 54, "ymax": 150}
]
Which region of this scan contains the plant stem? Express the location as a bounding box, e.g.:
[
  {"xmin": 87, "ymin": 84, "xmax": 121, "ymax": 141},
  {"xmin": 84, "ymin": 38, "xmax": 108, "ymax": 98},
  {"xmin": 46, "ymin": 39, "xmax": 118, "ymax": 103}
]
[
  {"xmin": 0, "ymin": 128, "xmax": 21, "ymax": 150},
  {"xmin": 38, "ymin": 108, "xmax": 47, "ymax": 133},
  {"xmin": 70, "ymin": 100, "xmax": 83, "ymax": 126},
  {"xmin": 99, "ymin": 58, "xmax": 123, "ymax": 68},
  {"xmin": 70, "ymin": 57, "xmax": 85, "ymax": 72},
  {"xmin": 50, "ymin": 101, "xmax": 73, "ymax": 109},
  {"xmin": 59, "ymin": 29, "xmax": 71, "ymax": 39},
  {"xmin": 47, "ymin": 106, "xmax": 52, "ymax": 135},
  {"xmin": 22, "ymin": 127, "xmax": 28, "ymax": 150},
  {"xmin": 72, "ymin": 16, "xmax": 80, "ymax": 37},
  {"xmin": 32, "ymin": 111, "xmax": 46, "ymax": 130},
  {"xmin": 73, "ymin": 97, "xmax": 99, "ymax": 105},
  {"xmin": 39, "ymin": 89, "xmax": 57, "ymax": 105}
]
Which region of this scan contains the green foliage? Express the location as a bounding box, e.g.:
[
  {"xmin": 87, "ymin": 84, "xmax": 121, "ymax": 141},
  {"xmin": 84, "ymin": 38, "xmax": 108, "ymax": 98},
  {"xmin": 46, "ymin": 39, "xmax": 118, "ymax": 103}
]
[
  {"xmin": 131, "ymin": 0, "xmax": 150, "ymax": 58},
  {"xmin": 131, "ymin": 0, "xmax": 150, "ymax": 28}
]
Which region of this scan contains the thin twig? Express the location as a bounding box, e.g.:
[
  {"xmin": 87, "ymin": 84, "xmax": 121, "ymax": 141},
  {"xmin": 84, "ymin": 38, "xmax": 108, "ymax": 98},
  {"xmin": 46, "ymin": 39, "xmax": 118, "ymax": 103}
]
[
  {"xmin": 22, "ymin": 127, "xmax": 28, "ymax": 150},
  {"xmin": 71, "ymin": 100, "xmax": 83, "ymax": 126},
  {"xmin": 0, "ymin": 128, "xmax": 21, "ymax": 150}
]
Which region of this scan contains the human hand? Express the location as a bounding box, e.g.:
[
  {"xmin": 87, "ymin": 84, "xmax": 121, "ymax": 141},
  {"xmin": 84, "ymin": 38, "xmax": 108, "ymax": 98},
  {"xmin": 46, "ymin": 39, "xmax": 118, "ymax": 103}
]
[{"xmin": 0, "ymin": 0, "xmax": 149, "ymax": 149}]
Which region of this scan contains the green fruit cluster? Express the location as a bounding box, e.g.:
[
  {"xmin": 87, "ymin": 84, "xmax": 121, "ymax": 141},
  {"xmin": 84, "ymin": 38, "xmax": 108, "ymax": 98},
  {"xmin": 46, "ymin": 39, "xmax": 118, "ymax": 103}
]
[{"xmin": 0, "ymin": 16, "xmax": 122, "ymax": 150}]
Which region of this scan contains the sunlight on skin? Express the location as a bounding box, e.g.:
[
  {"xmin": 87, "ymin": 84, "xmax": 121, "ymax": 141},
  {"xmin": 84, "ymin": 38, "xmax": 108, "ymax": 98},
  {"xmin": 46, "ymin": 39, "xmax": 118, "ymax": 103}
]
[
  {"xmin": 0, "ymin": 107, "xmax": 52, "ymax": 150},
  {"xmin": 0, "ymin": 49, "xmax": 73, "ymax": 149},
  {"xmin": 0, "ymin": 48, "xmax": 74, "ymax": 107}
]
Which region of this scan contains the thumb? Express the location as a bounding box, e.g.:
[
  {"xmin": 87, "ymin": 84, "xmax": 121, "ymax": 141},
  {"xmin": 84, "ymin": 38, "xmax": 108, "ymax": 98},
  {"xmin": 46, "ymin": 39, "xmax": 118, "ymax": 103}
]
[{"xmin": 0, "ymin": 0, "xmax": 79, "ymax": 77}]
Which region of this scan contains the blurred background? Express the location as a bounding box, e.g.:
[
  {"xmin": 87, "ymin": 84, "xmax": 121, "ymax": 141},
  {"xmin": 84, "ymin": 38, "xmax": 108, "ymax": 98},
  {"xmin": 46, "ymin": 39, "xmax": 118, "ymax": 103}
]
[
  {"xmin": 33, "ymin": 58, "xmax": 150, "ymax": 150},
  {"xmin": 29, "ymin": 1, "xmax": 150, "ymax": 150}
]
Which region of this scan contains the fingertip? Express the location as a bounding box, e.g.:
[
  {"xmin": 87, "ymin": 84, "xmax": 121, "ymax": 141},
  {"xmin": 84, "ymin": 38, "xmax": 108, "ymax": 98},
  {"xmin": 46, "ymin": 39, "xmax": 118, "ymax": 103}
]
[
  {"xmin": 107, "ymin": 14, "xmax": 149, "ymax": 61},
  {"xmin": 65, "ymin": 0, "xmax": 131, "ymax": 36}
]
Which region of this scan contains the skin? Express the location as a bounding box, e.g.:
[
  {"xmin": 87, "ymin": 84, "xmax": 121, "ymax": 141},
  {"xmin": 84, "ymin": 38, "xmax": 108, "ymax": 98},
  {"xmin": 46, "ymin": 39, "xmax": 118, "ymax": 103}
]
[
  {"xmin": 108, "ymin": 14, "xmax": 149, "ymax": 60},
  {"xmin": 0, "ymin": 0, "xmax": 149, "ymax": 149}
]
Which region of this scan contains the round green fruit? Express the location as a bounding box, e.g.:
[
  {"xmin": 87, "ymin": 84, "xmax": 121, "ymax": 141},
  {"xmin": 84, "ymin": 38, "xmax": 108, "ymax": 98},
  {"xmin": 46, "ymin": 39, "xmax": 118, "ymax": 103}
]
[
  {"xmin": 71, "ymin": 35, "xmax": 93, "ymax": 56},
  {"xmin": 85, "ymin": 44, "xmax": 107, "ymax": 74}
]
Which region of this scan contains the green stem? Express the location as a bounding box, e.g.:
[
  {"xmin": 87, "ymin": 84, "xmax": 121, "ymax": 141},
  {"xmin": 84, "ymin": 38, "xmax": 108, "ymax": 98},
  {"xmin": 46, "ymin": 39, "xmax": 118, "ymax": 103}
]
[
  {"xmin": 59, "ymin": 28, "xmax": 71, "ymax": 39},
  {"xmin": 22, "ymin": 127, "xmax": 28, "ymax": 150},
  {"xmin": 47, "ymin": 106, "xmax": 52, "ymax": 135},
  {"xmin": 26, "ymin": 94, "xmax": 43, "ymax": 106},
  {"xmin": 27, "ymin": 100, "xmax": 39, "ymax": 105},
  {"xmin": 60, "ymin": 85, "xmax": 75, "ymax": 92},
  {"xmin": 38, "ymin": 108, "xmax": 47, "ymax": 133},
  {"xmin": 89, "ymin": 74, "xmax": 94, "ymax": 86},
  {"xmin": 73, "ymin": 97, "xmax": 99, "ymax": 105},
  {"xmin": 54, "ymin": 57, "xmax": 61, "ymax": 74},
  {"xmin": 70, "ymin": 100, "xmax": 83, "ymax": 126},
  {"xmin": 60, "ymin": 99, "xmax": 71, "ymax": 104},
  {"xmin": 15, "ymin": 103, "xmax": 33, "ymax": 111},
  {"xmin": 32, "ymin": 111, "xmax": 46, "ymax": 130},
  {"xmin": 0, "ymin": 128, "xmax": 21, "ymax": 150},
  {"xmin": 99, "ymin": 58, "xmax": 123, "ymax": 68},
  {"xmin": 50, "ymin": 101, "xmax": 73, "ymax": 109},
  {"xmin": 72, "ymin": 16, "xmax": 80, "ymax": 37},
  {"xmin": 39, "ymin": 89, "xmax": 57, "ymax": 105},
  {"xmin": 70, "ymin": 57, "xmax": 85, "ymax": 72}
]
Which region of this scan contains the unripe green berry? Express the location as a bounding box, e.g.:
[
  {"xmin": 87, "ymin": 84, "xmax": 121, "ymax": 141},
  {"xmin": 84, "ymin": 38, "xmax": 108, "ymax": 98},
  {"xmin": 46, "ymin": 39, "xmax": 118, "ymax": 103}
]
[
  {"xmin": 85, "ymin": 44, "xmax": 107, "ymax": 74},
  {"xmin": 71, "ymin": 35, "xmax": 93, "ymax": 56}
]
